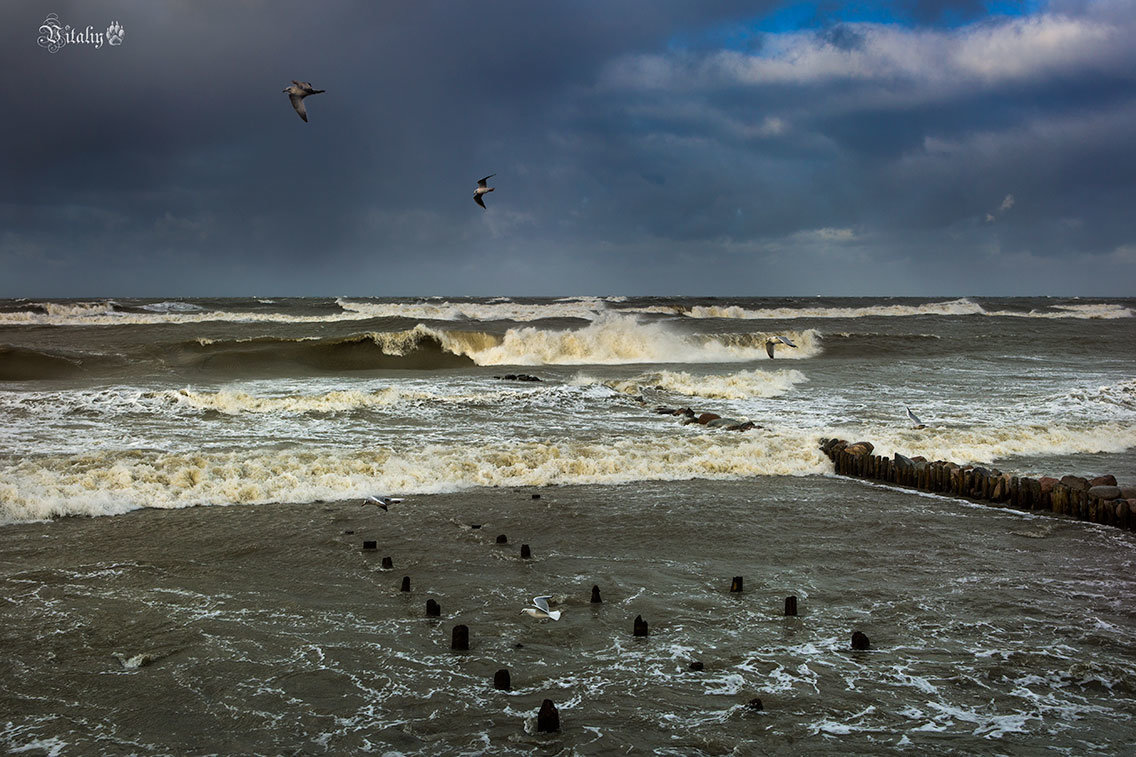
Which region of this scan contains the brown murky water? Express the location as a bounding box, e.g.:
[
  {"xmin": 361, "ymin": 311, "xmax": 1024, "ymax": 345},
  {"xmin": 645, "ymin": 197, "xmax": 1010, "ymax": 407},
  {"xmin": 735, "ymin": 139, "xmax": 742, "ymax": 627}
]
[{"xmin": 4, "ymin": 476, "xmax": 1136, "ymax": 755}]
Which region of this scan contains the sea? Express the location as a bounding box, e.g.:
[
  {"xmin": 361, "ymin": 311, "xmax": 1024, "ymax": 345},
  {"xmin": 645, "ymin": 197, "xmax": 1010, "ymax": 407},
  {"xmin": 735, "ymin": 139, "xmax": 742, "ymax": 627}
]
[{"xmin": 1, "ymin": 295, "xmax": 1135, "ymax": 755}]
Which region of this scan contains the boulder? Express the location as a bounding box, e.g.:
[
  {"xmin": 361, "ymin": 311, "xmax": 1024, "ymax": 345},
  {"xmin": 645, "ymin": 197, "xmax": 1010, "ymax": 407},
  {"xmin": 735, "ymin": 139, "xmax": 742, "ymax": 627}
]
[
  {"xmin": 727, "ymin": 421, "xmax": 757, "ymax": 432},
  {"xmin": 1091, "ymin": 474, "xmax": 1118, "ymax": 487},
  {"xmin": 845, "ymin": 442, "xmax": 874, "ymax": 457},
  {"xmin": 893, "ymin": 453, "xmax": 914, "ymax": 469},
  {"xmin": 826, "ymin": 439, "xmax": 849, "ymax": 455},
  {"xmin": 1088, "ymin": 485, "xmax": 1122, "ymax": 501},
  {"xmin": 706, "ymin": 418, "xmax": 738, "ymax": 428},
  {"xmin": 697, "ymin": 413, "xmax": 721, "ymax": 425},
  {"xmin": 1121, "ymin": 486, "xmax": 1136, "ymax": 500},
  {"xmin": 1060, "ymin": 475, "xmax": 1089, "ymax": 491},
  {"xmin": 1039, "ymin": 477, "xmax": 1059, "ymax": 495}
]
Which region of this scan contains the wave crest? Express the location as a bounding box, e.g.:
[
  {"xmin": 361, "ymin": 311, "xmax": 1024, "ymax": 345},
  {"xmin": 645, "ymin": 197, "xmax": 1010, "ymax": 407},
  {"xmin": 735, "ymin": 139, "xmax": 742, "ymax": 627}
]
[
  {"xmin": 0, "ymin": 434, "xmax": 831, "ymax": 521},
  {"xmin": 447, "ymin": 318, "xmax": 821, "ymax": 366},
  {"xmin": 601, "ymin": 368, "xmax": 809, "ymax": 399},
  {"xmin": 672, "ymin": 298, "xmax": 1133, "ymax": 320}
]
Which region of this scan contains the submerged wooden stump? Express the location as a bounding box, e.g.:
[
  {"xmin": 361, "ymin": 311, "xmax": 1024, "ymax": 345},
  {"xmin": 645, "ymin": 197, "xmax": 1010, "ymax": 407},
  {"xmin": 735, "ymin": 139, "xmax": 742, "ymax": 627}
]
[
  {"xmin": 537, "ymin": 698, "xmax": 560, "ymax": 732},
  {"xmin": 451, "ymin": 624, "xmax": 469, "ymax": 651}
]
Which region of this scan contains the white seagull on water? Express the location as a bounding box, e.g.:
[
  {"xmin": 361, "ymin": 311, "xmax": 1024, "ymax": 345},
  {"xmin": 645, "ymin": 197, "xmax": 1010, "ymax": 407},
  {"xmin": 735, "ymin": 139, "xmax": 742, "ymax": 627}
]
[
  {"xmin": 362, "ymin": 495, "xmax": 404, "ymax": 511},
  {"xmin": 473, "ymin": 174, "xmax": 495, "ymax": 209},
  {"xmin": 283, "ymin": 80, "xmax": 325, "ymax": 122},
  {"xmin": 765, "ymin": 335, "xmax": 797, "ymax": 359},
  {"xmin": 521, "ymin": 595, "xmax": 561, "ymax": 621}
]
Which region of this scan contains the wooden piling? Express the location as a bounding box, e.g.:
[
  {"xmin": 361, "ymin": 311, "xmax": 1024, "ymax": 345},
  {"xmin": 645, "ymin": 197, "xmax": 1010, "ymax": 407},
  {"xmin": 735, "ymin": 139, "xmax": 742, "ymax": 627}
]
[
  {"xmin": 451, "ymin": 625, "xmax": 469, "ymax": 651},
  {"xmin": 537, "ymin": 699, "xmax": 560, "ymax": 732}
]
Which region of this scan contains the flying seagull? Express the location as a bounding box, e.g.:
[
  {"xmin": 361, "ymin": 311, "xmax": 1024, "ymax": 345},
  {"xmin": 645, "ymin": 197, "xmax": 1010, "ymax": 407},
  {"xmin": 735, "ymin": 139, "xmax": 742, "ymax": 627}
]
[
  {"xmin": 283, "ymin": 80, "xmax": 325, "ymax": 122},
  {"xmin": 765, "ymin": 335, "xmax": 797, "ymax": 359},
  {"xmin": 473, "ymin": 174, "xmax": 495, "ymax": 209},
  {"xmin": 362, "ymin": 495, "xmax": 404, "ymax": 511},
  {"xmin": 521, "ymin": 595, "xmax": 561, "ymax": 621},
  {"xmin": 905, "ymin": 406, "xmax": 925, "ymax": 429}
]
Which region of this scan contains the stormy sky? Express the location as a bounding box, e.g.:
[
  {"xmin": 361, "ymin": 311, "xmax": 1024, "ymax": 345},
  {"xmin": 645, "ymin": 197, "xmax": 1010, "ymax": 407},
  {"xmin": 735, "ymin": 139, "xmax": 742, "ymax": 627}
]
[{"xmin": 2, "ymin": 0, "xmax": 1134, "ymax": 297}]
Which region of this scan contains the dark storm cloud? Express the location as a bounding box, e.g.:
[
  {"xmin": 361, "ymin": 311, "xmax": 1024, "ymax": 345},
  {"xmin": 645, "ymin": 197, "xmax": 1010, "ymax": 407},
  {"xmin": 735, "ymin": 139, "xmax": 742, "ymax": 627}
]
[{"xmin": 1, "ymin": 0, "xmax": 1134, "ymax": 296}]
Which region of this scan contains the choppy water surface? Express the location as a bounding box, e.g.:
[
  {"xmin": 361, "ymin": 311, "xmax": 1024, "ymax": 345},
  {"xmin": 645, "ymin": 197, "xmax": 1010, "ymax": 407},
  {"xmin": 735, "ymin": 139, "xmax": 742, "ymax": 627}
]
[{"xmin": 2, "ymin": 295, "xmax": 1135, "ymax": 753}]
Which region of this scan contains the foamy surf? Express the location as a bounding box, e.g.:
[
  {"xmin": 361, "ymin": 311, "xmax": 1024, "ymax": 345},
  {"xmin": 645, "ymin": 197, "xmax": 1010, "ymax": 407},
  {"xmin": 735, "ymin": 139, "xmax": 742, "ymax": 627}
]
[
  {"xmin": 834, "ymin": 421, "xmax": 1136, "ymax": 470},
  {"xmin": 0, "ymin": 434, "xmax": 832, "ymax": 521},
  {"xmin": 337, "ymin": 296, "xmax": 614, "ymax": 322},
  {"xmin": 5, "ymin": 296, "xmax": 1127, "ymax": 328},
  {"xmin": 3, "ymin": 417, "xmax": 1132, "ymax": 522},
  {"xmin": 596, "ymin": 368, "xmax": 810, "ymax": 400},
  {"xmin": 431, "ymin": 318, "xmax": 820, "ymax": 366},
  {"xmin": 669, "ymin": 298, "xmax": 1133, "ymax": 320}
]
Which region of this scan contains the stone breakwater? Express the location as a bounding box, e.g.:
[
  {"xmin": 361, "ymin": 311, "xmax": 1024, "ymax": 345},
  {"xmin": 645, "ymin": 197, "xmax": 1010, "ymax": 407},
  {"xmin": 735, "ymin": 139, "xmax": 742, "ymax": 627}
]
[{"xmin": 821, "ymin": 438, "xmax": 1136, "ymax": 532}]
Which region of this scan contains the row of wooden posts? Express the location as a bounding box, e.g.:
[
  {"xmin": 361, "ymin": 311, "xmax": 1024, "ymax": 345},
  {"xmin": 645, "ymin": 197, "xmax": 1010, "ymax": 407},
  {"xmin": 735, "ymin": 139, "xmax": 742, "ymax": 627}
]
[
  {"xmin": 822, "ymin": 438, "xmax": 1136, "ymax": 531},
  {"xmin": 357, "ymin": 531, "xmax": 873, "ymax": 732}
]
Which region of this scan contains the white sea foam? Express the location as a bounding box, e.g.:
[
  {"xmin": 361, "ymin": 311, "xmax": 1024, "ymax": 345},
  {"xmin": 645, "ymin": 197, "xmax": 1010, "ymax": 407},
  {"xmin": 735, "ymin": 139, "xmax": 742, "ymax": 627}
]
[
  {"xmin": 1062, "ymin": 378, "xmax": 1136, "ymax": 413},
  {"xmin": 663, "ymin": 298, "xmax": 1132, "ymax": 320},
  {"xmin": 0, "ymin": 434, "xmax": 832, "ymax": 521},
  {"xmin": 0, "ymin": 304, "xmax": 370, "ymax": 327},
  {"xmin": 842, "ymin": 421, "xmax": 1136, "ymax": 468},
  {"xmin": 427, "ymin": 317, "xmax": 820, "ymax": 366},
  {"xmin": 164, "ymin": 387, "xmax": 430, "ymax": 415},
  {"xmin": 140, "ymin": 301, "xmax": 205, "ymax": 313},
  {"xmin": 600, "ymin": 368, "xmax": 809, "ymax": 399},
  {"xmin": 4, "ymin": 296, "xmax": 1128, "ymax": 327},
  {"xmin": 337, "ymin": 297, "xmax": 612, "ymax": 322}
]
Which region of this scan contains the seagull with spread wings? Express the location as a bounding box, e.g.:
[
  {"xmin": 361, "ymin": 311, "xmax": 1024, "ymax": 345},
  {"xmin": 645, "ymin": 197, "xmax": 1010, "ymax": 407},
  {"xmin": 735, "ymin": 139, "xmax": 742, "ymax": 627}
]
[
  {"xmin": 473, "ymin": 174, "xmax": 495, "ymax": 209},
  {"xmin": 283, "ymin": 80, "xmax": 325, "ymax": 122}
]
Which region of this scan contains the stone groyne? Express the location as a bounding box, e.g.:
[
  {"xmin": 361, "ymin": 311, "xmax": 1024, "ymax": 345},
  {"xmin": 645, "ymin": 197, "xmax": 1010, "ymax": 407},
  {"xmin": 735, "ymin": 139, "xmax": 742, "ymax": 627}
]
[{"xmin": 821, "ymin": 438, "xmax": 1136, "ymax": 532}]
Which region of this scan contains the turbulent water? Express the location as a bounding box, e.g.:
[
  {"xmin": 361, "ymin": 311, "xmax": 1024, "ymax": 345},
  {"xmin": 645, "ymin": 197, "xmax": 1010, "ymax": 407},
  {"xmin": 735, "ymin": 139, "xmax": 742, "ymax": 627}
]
[{"xmin": 2, "ymin": 295, "xmax": 1135, "ymax": 754}]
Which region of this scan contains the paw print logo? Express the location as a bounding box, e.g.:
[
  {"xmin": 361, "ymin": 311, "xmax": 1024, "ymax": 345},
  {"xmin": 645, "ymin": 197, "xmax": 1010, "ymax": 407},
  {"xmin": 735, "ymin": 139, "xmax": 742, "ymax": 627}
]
[{"xmin": 106, "ymin": 21, "xmax": 125, "ymax": 46}]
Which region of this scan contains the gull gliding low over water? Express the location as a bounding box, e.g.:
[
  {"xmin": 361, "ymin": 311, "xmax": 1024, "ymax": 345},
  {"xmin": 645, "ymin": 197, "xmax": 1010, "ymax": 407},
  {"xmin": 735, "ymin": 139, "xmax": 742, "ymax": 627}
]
[
  {"xmin": 283, "ymin": 80, "xmax": 325, "ymax": 122},
  {"xmin": 521, "ymin": 595, "xmax": 561, "ymax": 620},
  {"xmin": 362, "ymin": 495, "xmax": 404, "ymax": 511},
  {"xmin": 905, "ymin": 406, "xmax": 926, "ymax": 429},
  {"xmin": 473, "ymin": 174, "xmax": 495, "ymax": 209},
  {"xmin": 765, "ymin": 335, "xmax": 797, "ymax": 359}
]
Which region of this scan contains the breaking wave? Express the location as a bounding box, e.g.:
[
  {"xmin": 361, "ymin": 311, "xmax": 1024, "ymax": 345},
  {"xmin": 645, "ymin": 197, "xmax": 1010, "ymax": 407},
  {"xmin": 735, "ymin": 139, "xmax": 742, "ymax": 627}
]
[
  {"xmin": 669, "ymin": 298, "xmax": 1132, "ymax": 320},
  {"xmin": 3, "ymin": 297, "xmax": 1128, "ymax": 327},
  {"xmin": 161, "ymin": 387, "xmax": 430, "ymax": 415},
  {"xmin": 0, "ymin": 434, "xmax": 831, "ymax": 521},
  {"xmin": 835, "ymin": 421, "xmax": 1136, "ymax": 471},
  {"xmin": 597, "ymin": 368, "xmax": 809, "ymax": 400},
  {"xmin": 1, "ymin": 320, "xmax": 822, "ymax": 380},
  {"xmin": 3, "ymin": 418, "xmax": 1132, "ymax": 522},
  {"xmin": 336, "ymin": 297, "xmax": 613, "ymax": 322},
  {"xmin": 179, "ymin": 320, "xmax": 822, "ymax": 374},
  {"xmin": 443, "ymin": 318, "xmax": 820, "ymax": 365}
]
